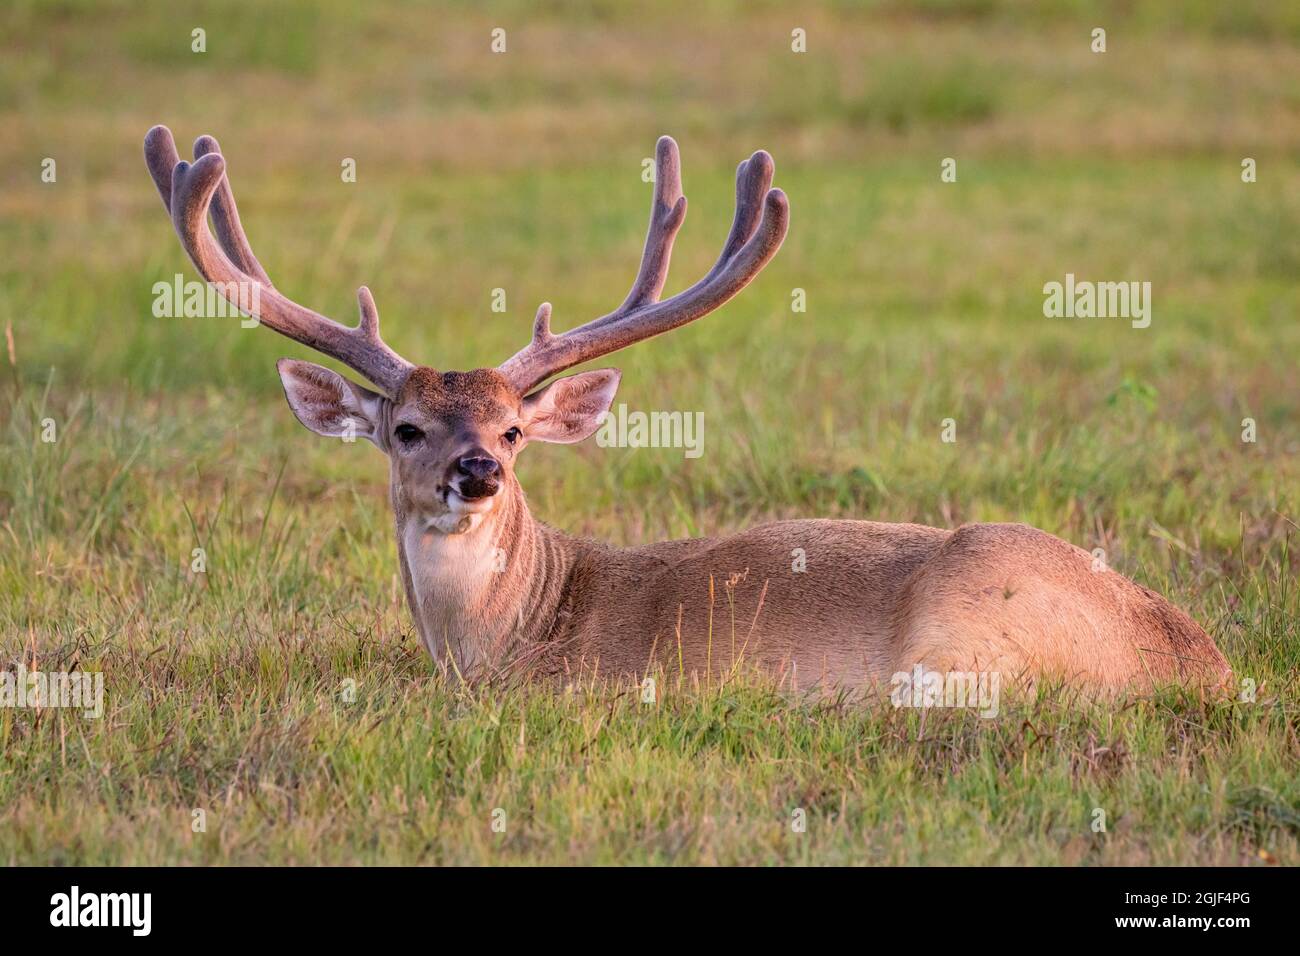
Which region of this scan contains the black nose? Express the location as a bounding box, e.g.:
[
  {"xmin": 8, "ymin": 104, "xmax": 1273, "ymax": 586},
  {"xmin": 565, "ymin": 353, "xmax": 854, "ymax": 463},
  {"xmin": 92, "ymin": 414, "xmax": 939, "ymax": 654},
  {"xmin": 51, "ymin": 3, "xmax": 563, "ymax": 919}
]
[{"xmin": 457, "ymin": 454, "xmax": 500, "ymax": 481}]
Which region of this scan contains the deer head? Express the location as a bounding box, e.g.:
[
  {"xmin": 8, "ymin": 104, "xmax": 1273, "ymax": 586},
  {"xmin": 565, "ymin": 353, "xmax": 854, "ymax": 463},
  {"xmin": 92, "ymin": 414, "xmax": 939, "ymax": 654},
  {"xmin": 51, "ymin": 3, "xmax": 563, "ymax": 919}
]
[{"xmin": 143, "ymin": 127, "xmax": 788, "ymax": 537}]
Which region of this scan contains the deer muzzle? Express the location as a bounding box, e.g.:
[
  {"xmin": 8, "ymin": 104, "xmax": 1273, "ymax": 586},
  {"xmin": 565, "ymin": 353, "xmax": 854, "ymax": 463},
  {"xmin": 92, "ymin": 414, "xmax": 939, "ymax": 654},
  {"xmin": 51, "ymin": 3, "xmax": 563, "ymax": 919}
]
[{"xmin": 452, "ymin": 451, "xmax": 501, "ymax": 501}]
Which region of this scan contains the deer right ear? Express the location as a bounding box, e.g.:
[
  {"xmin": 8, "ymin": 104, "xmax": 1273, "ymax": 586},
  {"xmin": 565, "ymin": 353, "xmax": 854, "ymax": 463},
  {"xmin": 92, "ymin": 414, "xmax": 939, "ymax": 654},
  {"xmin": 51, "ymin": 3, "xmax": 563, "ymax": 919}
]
[{"xmin": 276, "ymin": 359, "xmax": 386, "ymax": 447}]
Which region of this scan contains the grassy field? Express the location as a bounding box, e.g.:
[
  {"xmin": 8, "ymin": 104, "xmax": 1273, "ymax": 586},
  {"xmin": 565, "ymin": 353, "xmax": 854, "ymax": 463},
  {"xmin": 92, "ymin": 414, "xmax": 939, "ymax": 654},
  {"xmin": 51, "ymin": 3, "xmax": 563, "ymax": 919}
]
[{"xmin": 1, "ymin": 0, "xmax": 1298, "ymax": 864}]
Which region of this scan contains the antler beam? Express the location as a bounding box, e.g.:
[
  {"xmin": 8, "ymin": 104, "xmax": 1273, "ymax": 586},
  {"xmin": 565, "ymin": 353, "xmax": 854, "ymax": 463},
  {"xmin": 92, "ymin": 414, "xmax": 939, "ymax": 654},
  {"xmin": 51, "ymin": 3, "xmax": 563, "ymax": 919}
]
[
  {"xmin": 498, "ymin": 136, "xmax": 789, "ymax": 394},
  {"xmin": 143, "ymin": 125, "xmax": 413, "ymax": 396}
]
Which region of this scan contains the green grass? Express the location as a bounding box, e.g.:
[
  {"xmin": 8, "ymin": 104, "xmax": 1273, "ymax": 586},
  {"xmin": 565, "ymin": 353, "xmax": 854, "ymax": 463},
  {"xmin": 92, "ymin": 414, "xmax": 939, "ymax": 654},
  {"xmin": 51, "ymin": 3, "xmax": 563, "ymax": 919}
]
[{"xmin": 0, "ymin": 0, "xmax": 1297, "ymax": 865}]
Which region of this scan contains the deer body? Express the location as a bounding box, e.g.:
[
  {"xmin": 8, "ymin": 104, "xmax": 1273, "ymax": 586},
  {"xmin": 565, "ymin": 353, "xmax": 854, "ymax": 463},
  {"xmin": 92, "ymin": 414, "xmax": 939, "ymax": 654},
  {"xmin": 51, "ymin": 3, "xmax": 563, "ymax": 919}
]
[
  {"xmin": 396, "ymin": 492, "xmax": 1230, "ymax": 691},
  {"xmin": 144, "ymin": 126, "xmax": 1231, "ymax": 695}
]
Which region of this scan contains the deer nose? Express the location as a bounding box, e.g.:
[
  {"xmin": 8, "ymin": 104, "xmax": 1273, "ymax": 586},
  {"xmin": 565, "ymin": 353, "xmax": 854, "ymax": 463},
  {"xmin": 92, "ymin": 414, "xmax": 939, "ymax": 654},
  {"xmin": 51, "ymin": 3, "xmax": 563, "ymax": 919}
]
[
  {"xmin": 457, "ymin": 453, "xmax": 500, "ymax": 481},
  {"xmin": 453, "ymin": 451, "xmax": 501, "ymax": 502}
]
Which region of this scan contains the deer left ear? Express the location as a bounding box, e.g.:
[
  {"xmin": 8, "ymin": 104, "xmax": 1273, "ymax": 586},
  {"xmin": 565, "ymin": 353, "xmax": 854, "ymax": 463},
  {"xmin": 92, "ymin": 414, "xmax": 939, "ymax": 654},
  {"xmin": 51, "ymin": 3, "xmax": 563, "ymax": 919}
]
[
  {"xmin": 277, "ymin": 359, "xmax": 387, "ymax": 447},
  {"xmin": 520, "ymin": 369, "xmax": 621, "ymax": 444}
]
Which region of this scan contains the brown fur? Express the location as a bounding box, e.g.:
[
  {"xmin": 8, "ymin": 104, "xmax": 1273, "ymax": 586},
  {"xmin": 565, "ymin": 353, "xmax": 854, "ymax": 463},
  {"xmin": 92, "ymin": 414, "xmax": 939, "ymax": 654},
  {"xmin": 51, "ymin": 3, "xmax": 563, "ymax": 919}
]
[
  {"xmin": 544, "ymin": 518, "xmax": 1230, "ymax": 694},
  {"xmin": 298, "ymin": 364, "xmax": 1231, "ymax": 697}
]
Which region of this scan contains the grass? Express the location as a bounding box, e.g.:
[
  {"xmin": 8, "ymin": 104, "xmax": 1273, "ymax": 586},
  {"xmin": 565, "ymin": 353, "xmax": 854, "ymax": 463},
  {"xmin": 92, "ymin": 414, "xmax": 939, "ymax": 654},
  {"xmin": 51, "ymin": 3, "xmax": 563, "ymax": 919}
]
[{"xmin": 0, "ymin": 0, "xmax": 1297, "ymax": 865}]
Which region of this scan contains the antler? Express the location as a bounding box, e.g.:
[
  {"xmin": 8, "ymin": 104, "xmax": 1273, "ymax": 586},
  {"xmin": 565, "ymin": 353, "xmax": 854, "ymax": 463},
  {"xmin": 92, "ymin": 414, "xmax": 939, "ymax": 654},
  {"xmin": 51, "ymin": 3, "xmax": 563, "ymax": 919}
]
[
  {"xmin": 143, "ymin": 125, "xmax": 413, "ymax": 396},
  {"xmin": 498, "ymin": 136, "xmax": 790, "ymax": 394}
]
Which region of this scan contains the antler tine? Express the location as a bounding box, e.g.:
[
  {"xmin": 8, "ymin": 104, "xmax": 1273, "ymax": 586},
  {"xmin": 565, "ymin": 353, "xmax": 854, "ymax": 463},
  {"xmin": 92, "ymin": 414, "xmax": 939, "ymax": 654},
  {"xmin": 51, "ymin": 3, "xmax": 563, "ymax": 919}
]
[
  {"xmin": 618, "ymin": 135, "xmax": 687, "ymax": 312},
  {"xmin": 192, "ymin": 134, "xmax": 272, "ymax": 286},
  {"xmin": 498, "ymin": 138, "xmax": 789, "ymax": 394},
  {"xmin": 143, "ymin": 123, "xmax": 180, "ymax": 213},
  {"xmin": 143, "ymin": 125, "xmax": 414, "ymax": 396},
  {"xmin": 715, "ymin": 150, "xmax": 776, "ymax": 276}
]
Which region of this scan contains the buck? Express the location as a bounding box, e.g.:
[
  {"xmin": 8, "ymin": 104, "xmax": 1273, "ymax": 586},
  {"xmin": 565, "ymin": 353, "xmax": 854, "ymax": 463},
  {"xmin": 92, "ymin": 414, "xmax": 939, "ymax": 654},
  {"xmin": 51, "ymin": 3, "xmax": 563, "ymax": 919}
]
[{"xmin": 144, "ymin": 125, "xmax": 1231, "ymax": 694}]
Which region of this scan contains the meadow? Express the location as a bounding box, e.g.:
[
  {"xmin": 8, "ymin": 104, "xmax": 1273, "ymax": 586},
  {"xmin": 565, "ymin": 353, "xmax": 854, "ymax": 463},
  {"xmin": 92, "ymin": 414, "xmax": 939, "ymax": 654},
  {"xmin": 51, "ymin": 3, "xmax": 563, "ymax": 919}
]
[{"xmin": 0, "ymin": 0, "xmax": 1297, "ymax": 864}]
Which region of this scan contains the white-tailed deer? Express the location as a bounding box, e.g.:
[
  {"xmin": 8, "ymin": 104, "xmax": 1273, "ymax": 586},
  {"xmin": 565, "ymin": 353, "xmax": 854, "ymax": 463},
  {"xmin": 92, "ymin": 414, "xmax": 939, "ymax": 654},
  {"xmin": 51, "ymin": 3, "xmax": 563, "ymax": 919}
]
[{"xmin": 144, "ymin": 125, "xmax": 1231, "ymax": 694}]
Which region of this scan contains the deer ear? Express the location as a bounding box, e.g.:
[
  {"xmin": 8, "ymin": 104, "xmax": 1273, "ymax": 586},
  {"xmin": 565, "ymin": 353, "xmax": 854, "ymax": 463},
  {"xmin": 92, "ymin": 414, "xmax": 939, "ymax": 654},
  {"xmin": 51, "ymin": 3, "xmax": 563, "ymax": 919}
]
[
  {"xmin": 276, "ymin": 359, "xmax": 386, "ymax": 447},
  {"xmin": 520, "ymin": 369, "xmax": 621, "ymax": 445}
]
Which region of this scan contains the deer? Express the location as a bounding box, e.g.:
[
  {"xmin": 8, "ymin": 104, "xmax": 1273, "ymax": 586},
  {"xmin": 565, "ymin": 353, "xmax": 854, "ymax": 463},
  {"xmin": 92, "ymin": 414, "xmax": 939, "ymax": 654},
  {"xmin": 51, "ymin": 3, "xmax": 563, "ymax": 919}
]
[{"xmin": 143, "ymin": 125, "xmax": 1232, "ymax": 696}]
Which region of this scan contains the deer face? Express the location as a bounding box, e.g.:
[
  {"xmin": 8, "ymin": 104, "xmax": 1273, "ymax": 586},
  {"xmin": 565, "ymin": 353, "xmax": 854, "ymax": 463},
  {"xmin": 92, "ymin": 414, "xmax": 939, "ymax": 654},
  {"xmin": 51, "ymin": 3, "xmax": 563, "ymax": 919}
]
[{"xmin": 276, "ymin": 359, "xmax": 620, "ymax": 531}]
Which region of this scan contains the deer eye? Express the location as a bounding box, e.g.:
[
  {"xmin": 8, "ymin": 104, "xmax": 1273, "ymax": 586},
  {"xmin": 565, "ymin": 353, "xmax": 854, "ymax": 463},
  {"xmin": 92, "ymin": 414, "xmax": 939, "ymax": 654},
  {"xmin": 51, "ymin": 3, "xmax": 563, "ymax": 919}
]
[
  {"xmin": 503, "ymin": 427, "xmax": 521, "ymax": 445},
  {"xmin": 394, "ymin": 424, "xmax": 423, "ymax": 444}
]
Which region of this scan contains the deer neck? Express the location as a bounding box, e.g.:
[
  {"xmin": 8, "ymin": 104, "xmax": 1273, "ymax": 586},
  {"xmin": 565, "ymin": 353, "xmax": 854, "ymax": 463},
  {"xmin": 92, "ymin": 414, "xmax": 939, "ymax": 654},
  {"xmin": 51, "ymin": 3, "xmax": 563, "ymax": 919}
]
[{"xmin": 394, "ymin": 480, "xmax": 579, "ymax": 676}]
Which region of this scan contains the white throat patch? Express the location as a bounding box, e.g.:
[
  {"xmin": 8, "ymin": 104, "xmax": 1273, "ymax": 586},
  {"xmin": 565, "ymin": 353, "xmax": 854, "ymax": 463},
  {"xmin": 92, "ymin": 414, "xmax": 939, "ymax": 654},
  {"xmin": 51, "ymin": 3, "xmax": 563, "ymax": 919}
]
[{"xmin": 429, "ymin": 511, "xmax": 485, "ymax": 535}]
